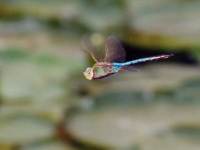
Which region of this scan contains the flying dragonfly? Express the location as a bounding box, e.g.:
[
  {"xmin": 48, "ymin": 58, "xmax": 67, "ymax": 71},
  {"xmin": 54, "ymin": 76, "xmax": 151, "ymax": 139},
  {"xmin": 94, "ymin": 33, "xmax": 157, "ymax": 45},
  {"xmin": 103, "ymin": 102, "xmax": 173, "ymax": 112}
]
[{"xmin": 83, "ymin": 36, "xmax": 173, "ymax": 80}]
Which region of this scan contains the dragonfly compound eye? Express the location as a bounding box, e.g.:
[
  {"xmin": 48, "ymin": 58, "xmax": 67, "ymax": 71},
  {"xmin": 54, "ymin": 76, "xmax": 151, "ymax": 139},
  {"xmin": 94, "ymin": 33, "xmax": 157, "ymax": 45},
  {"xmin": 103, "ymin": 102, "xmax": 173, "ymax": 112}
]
[{"xmin": 83, "ymin": 67, "xmax": 93, "ymax": 80}]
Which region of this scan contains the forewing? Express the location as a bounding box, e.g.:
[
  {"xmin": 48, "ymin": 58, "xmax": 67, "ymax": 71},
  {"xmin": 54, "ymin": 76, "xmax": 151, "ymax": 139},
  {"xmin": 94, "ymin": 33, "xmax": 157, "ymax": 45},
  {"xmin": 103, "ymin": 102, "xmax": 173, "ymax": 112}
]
[
  {"xmin": 104, "ymin": 36, "xmax": 126, "ymax": 63},
  {"xmin": 81, "ymin": 36, "xmax": 100, "ymax": 62}
]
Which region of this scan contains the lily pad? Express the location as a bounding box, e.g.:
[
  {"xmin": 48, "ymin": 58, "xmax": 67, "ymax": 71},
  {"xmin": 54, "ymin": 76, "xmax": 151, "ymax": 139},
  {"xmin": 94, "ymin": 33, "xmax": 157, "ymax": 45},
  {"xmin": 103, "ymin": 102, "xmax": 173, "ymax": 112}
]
[
  {"xmin": 140, "ymin": 127, "xmax": 200, "ymax": 150},
  {"xmin": 21, "ymin": 140, "xmax": 75, "ymax": 150},
  {"xmin": 1, "ymin": 62, "xmax": 67, "ymax": 104},
  {"xmin": 65, "ymin": 103, "xmax": 200, "ymax": 149},
  {"xmin": 0, "ymin": 116, "xmax": 54, "ymax": 145},
  {"xmin": 0, "ymin": 47, "xmax": 83, "ymax": 105},
  {"xmin": 126, "ymin": 0, "xmax": 200, "ymax": 48}
]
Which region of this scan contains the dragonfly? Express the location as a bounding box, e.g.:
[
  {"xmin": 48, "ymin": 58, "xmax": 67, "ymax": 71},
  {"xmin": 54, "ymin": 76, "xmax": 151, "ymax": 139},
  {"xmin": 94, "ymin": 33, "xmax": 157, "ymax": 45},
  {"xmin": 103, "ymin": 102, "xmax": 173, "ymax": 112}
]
[{"xmin": 83, "ymin": 36, "xmax": 173, "ymax": 80}]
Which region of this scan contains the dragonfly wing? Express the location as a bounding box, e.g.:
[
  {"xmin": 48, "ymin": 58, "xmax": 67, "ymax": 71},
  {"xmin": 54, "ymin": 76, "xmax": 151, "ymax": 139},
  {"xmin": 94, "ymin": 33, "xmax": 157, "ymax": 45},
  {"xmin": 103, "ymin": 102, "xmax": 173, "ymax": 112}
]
[
  {"xmin": 81, "ymin": 36, "xmax": 100, "ymax": 62},
  {"xmin": 104, "ymin": 36, "xmax": 126, "ymax": 63}
]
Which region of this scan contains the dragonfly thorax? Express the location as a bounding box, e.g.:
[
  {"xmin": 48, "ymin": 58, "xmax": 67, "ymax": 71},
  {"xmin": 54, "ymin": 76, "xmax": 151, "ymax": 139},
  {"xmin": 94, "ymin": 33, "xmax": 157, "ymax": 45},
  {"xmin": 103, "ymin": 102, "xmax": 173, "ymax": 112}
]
[{"xmin": 92, "ymin": 62, "xmax": 118, "ymax": 79}]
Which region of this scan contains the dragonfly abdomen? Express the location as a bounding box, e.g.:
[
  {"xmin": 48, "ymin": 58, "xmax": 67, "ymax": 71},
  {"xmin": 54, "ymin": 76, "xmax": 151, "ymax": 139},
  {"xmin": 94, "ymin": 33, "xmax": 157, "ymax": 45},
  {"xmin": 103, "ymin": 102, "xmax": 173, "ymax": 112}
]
[{"xmin": 113, "ymin": 54, "xmax": 173, "ymax": 67}]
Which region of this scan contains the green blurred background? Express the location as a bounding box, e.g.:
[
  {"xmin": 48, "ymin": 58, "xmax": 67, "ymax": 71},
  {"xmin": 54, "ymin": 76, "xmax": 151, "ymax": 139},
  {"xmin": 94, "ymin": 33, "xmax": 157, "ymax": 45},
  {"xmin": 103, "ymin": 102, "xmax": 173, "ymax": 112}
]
[{"xmin": 0, "ymin": 0, "xmax": 200, "ymax": 150}]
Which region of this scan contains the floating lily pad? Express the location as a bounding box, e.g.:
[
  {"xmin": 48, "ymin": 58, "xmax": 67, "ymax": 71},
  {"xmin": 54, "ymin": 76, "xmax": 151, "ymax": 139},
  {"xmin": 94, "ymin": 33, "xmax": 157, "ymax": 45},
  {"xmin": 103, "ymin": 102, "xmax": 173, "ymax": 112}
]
[
  {"xmin": 65, "ymin": 65, "xmax": 200, "ymax": 149},
  {"xmin": 140, "ymin": 126, "xmax": 200, "ymax": 150},
  {"xmin": 0, "ymin": 48, "xmax": 82, "ymax": 105},
  {"xmin": 65, "ymin": 103, "xmax": 200, "ymax": 149},
  {"xmin": 21, "ymin": 140, "xmax": 75, "ymax": 150},
  {"xmin": 0, "ymin": 116, "xmax": 54, "ymax": 145},
  {"xmin": 0, "ymin": 104, "xmax": 66, "ymax": 124},
  {"xmin": 126, "ymin": 0, "xmax": 200, "ymax": 48},
  {"xmin": 1, "ymin": 62, "xmax": 67, "ymax": 104}
]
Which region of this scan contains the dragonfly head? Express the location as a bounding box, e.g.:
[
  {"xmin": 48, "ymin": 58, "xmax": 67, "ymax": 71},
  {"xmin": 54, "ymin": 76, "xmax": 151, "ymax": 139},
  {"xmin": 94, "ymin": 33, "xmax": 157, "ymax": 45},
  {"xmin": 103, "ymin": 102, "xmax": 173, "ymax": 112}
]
[{"xmin": 83, "ymin": 67, "xmax": 94, "ymax": 80}]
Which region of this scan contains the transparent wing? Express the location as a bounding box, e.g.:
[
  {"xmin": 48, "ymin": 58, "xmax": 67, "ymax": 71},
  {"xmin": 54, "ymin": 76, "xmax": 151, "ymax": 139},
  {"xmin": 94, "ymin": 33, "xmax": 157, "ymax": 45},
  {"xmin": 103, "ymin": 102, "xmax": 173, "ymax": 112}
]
[
  {"xmin": 104, "ymin": 36, "xmax": 126, "ymax": 63},
  {"xmin": 81, "ymin": 36, "xmax": 99, "ymax": 62}
]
